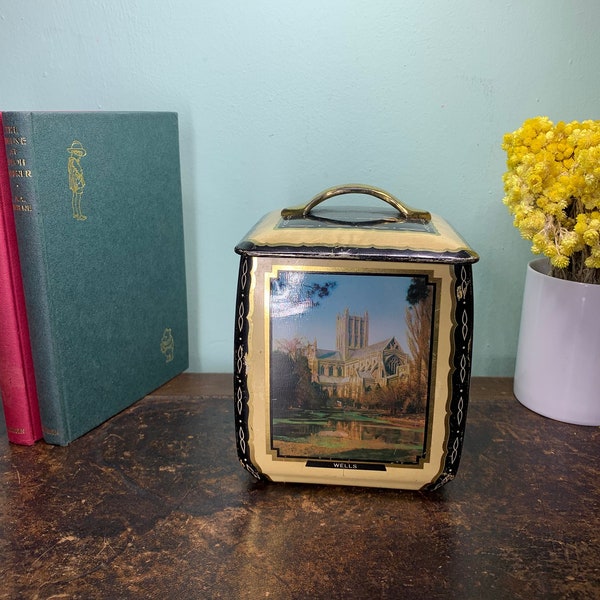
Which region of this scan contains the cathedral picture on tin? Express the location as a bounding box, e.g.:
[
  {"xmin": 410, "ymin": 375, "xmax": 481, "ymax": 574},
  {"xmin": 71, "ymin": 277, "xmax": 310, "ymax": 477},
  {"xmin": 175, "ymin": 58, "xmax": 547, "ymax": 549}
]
[{"xmin": 269, "ymin": 269, "xmax": 436, "ymax": 465}]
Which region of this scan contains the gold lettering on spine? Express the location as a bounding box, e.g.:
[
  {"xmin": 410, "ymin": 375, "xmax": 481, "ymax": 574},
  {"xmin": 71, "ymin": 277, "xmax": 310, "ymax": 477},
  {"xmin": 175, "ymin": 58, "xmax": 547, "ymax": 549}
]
[
  {"xmin": 8, "ymin": 169, "xmax": 32, "ymax": 178},
  {"xmin": 7, "ymin": 427, "xmax": 26, "ymax": 435},
  {"xmin": 4, "ymin": 136, "xmax": 27, "ymax": 145},
  {"xmin": 13, "ymin": 201, "xmax": 32, "ymax": 212},
  {"xmin": 3, "ymin": 123, "xmax": 34, "ymax": 213}
]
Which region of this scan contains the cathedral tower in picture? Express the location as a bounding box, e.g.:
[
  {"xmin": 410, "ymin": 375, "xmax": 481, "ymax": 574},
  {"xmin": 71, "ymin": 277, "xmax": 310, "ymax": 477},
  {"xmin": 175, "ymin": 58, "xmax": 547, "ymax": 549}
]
[{"xmin": 306, "ymin": 308, "xmax": 408, "ymax": 400}]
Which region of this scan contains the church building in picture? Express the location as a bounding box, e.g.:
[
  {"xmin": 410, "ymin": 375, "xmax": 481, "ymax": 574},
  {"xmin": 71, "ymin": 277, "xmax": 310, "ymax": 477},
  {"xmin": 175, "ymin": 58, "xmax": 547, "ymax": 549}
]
[{"xmin": 305, "ymin": 308, "xmax": 409, "ymax": 400}]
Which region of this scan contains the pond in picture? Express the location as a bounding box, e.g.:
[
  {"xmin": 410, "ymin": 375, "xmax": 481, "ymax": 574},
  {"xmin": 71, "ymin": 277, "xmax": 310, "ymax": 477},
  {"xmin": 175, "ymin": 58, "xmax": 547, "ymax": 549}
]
[{"xmin": 269, "ymin": 270, "xmax": 435, "ymax": 464}]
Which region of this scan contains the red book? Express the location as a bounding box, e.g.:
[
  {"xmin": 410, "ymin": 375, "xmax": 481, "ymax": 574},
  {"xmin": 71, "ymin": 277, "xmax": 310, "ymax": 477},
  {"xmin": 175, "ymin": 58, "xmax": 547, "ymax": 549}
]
[{"xmin": 0, "ymin": 112, "xmax": 42, "ymax": 444}]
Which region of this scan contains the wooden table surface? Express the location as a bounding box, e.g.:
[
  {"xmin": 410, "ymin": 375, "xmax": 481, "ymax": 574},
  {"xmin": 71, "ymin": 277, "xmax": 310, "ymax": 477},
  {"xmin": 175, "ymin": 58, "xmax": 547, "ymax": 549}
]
[{"xmin": 0, "ymin": 374, "xmax": 598, "ymax": 599}]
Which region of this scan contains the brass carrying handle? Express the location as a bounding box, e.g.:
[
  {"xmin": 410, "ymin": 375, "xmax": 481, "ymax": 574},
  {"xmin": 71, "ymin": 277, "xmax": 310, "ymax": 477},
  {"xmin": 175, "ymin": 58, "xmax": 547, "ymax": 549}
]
[{"xmin": 281, "ymin": 184, "xmax": 431, "ymax": 223}]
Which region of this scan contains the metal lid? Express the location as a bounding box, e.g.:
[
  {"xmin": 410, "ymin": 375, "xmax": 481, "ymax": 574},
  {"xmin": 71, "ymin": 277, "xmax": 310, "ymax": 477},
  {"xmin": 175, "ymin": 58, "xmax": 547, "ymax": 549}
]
[{"xmin": 235, "ymin": 184, "xmax": 479, "ymax": 264}]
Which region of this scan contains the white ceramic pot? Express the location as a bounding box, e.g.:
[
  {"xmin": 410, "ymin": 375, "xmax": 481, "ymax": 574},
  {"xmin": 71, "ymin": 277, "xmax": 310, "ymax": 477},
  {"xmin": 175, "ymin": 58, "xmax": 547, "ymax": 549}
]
[{"xmin": 514, "ymin": 258, "xmax": 600, "ymax": 425}]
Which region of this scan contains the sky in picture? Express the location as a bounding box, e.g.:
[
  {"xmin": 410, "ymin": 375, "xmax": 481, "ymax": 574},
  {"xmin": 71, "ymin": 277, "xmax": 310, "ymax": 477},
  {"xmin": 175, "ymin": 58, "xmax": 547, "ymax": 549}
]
[{"xmin": 271, "ymin": 271, "xmax": 420, "ymax": 352}]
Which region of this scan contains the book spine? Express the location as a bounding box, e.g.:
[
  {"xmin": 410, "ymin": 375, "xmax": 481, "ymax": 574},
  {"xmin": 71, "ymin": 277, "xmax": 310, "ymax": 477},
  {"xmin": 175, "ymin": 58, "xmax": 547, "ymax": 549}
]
[
  {"xmin": 0, "ymin": 114, "xmax": 43, "ymax": 445},
  {"xmin": 3, "ymin": 112, "xmax": 68, "ymax": 445}
]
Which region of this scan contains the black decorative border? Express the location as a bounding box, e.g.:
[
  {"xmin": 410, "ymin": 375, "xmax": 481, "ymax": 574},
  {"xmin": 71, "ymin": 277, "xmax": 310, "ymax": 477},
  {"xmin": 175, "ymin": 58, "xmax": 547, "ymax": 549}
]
[
  {"xmin": 276, "ymin": 214, "xmax": 437, "ymax": 233},
  {"xmin": 424, "ymin": 264, "xmax": 474, "ymax": 491},
  {"xmin": 234, "ymin": 255, "xmax": 263, "ymax": 480},
  {"xmin": 236, "ymin": 242, "xmax": 477, "ymax": 265}
]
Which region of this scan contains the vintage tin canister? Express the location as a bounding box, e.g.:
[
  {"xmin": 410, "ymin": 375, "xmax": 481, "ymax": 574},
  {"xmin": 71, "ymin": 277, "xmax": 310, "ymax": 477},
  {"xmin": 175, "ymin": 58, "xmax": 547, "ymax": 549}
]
[{"xmin": 234, "ymin": 185, "xmax": 479, "ymax": 490}]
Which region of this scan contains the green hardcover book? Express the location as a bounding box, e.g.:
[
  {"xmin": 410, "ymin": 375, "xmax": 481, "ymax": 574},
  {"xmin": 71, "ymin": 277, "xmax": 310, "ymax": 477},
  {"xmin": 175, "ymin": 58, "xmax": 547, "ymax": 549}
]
[{"xmin": 2, "ymin": 111, "xmax": 188, "ymax": 445}]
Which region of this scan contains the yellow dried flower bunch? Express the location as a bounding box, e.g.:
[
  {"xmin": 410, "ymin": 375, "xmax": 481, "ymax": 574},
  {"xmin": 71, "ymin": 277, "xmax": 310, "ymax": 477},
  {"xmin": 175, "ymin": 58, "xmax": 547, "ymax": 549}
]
[{"xmin": 502, "ymin": 116, "xmax": 600, "ymax": 284}]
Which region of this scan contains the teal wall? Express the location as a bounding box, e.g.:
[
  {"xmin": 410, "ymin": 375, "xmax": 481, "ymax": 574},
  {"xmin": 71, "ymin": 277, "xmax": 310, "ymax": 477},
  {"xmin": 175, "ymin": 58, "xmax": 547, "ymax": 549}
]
[{"xmin": 2, "ymin": 1, "xmax": 599, "ymax": 375}]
